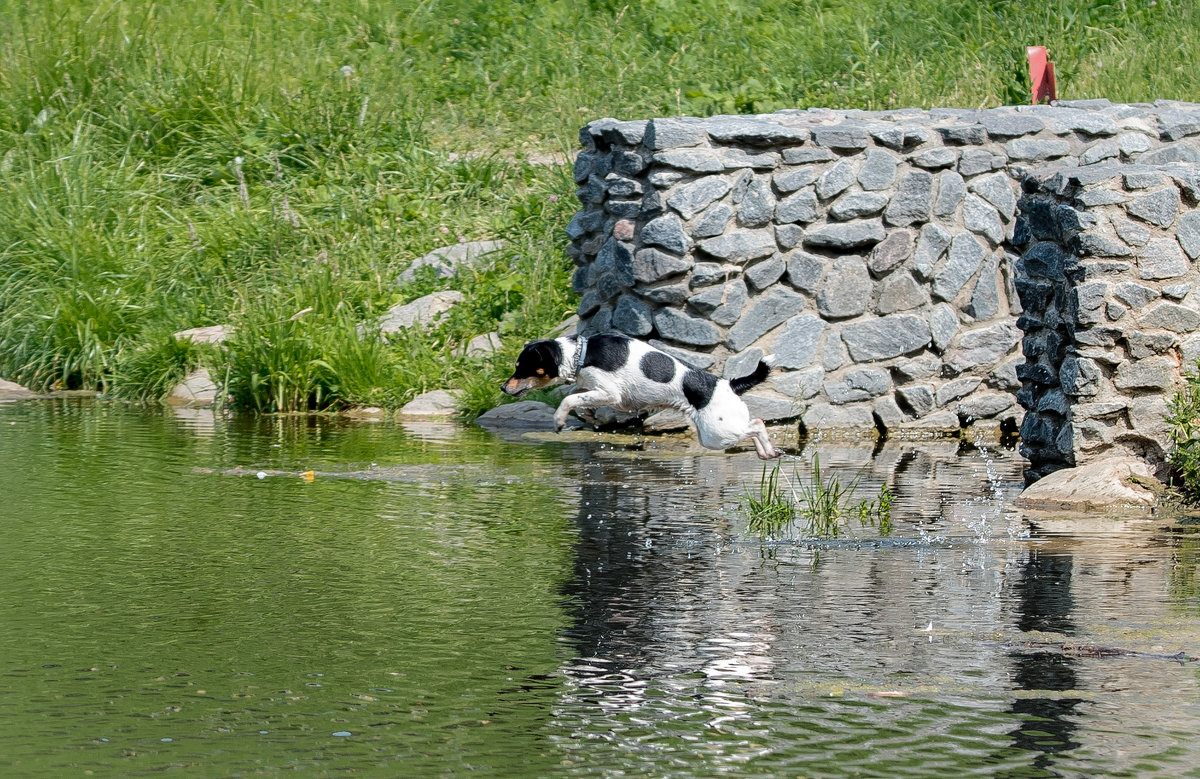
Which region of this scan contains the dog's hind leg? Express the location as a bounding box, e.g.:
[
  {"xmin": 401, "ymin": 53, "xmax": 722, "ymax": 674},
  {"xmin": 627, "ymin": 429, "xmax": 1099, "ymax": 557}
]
[{"xmin": 554, "ymin": 389, "xmax": 622, "ymax": 431}]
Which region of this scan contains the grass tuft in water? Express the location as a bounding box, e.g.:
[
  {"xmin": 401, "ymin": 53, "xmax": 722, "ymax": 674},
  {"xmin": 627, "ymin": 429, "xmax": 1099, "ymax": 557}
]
[{"xmin": 743, "ymin": 453, "xmax": 894, "ymax": 540}]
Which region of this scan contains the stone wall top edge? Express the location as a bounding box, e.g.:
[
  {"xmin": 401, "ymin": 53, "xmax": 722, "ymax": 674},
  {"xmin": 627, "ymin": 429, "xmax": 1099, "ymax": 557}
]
[{"xmin": 582, "ymin": 100, "xmax": 1200, "ymax": 147}]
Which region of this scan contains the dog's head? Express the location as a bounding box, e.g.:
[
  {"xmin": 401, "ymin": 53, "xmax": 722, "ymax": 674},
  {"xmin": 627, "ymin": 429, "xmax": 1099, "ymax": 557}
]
[{"xmin": 502, "ymin": 339, "xmax": 564, "ymax": 396}]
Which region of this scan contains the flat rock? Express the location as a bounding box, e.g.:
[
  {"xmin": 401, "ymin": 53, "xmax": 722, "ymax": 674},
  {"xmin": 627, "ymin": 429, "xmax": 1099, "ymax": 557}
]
[
  {"xmin": 168, "ymin": 368, "xmax": 218, "ymax": 407},
  {"xmin": 0, "ymin": 378, "xmax": 37, "ymax": 401},
  {"xmin": 377, "ymin": 291, "xmax": 464, "ymax": 334},
  {"xmin": 400, "ymin": 240, "xmax": 505, "ymax": 282},
  {"xmin": 477, "ymin": 400, "xmax": 563, "ymax": 430},
  {"xmin": 400, "ymin": 389, "xmax": 461, "ymax": 417},
  {"xmin": 1016, "ymin": 457, "xmax": 1158, "ymax": 511}
]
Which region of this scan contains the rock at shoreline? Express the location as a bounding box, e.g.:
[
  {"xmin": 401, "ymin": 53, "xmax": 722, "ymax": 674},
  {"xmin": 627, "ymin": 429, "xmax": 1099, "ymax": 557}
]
[
  {"xmin": 400, "ymin": 390, "xmax": 461, "ymax": 417},
  {"xmin": 1015, "ymin": 457, "xmax": 1159, "ymax": 511},
  {"xmin": 0, "ymin": 379, "xmax": 36, "ymax": 401},
  {"xmin": 168, "ymin": 368, "xmax": 218, "ymax": 407}
]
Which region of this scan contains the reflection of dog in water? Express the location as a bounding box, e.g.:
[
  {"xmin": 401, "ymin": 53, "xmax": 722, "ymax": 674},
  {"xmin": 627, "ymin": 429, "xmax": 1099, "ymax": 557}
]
[{"xmin": 502, "ymin": 333, "xmax": 783, "ymax": 459}]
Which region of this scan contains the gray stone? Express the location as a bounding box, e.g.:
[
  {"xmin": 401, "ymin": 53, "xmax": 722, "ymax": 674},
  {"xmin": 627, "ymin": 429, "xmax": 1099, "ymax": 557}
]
[
  {"xmin": 877, "ymin": 272, "xmax": 928, "ymax": 314},
  {"xmin": 958, "ymin": 393, "xmax": 1015, "ymax": 420},
  {"xmin": 857, "ymin": 149, "xmax": 899, "ymax": 190},
  {"xmin": 911, "ymin": 147, "xmax": 958, "ymax": 169},
  {"xmin": 691, "ymin": 262, "xmax": 739, "ymax": 287},
  {"xmin": 1113, "ymin": 281, "xmax": 1159, "ymax": 309},
  {"xmin": 1138, "ymin": 302, "xmax": 1200, "ymax": 333},
  {"xmin": 785, "ymin": 251, "xmax": 825, "ymax": 292},
  {"xmin": 1016, "ymin": 456, "xmax": 1157, "ymax": 511},
  {"xmin": 613, "ymin": 294, "xmax": 654, "ymax": 336},
  {"xmin": 1005, "ymin": 138, "xmax": 1072, "ymax": 161},
  {"xmin": 693, "ymin": 203, "xmax": 733, "ymax": 238},
  {"xmin": 773, "ymin": 366, "xmax": 824, "ymax": 399},
  {"xmin": 1127, "ymin": 331, "xmax": 1177, "ymax": 359},
  {"xmin": 632, "ymin": 248, "xmax": 692, "ymax": 283},
  {"xmin": 642, "ymin": 213, "xmax": 692, "ymax": 254},
  {"xmin": 1118, "ymin": 132, "xmax": 1154, "ymax": 155},
  {"xmin": 587, "ymin": 118, "xmax": 648, "ymax": 146},
  {"xmin": 964, "ymin": 195, "xmax": 1005, "ymax": 245},
  {"xmin": 937, "ymin": 124, "xmax": 987, "ymax": 145},
  {"xmin": 1138, "ymin": 236, "xmax": 1189, "ymax": 280},
  {"xmin": 738, "ymin": 179, "xmax": 775, "ymax": 227},
  {"xmin": 773, "ymin": 166, "xmax": 817, "ymax": 193},
  {"xmin": 868, "ymin": 230, "xmax": 915, "ymax": 275},
  {"xmin": 730, "ymin": 169, "xmax": 753, "ymax": 203},
  {"xmin": 894, "ymin": 354, "xmax": 941, "ymax": 381},
  {"xmin": 934, "ymin": 170, "xmax": 966, "ymax": 216},
  {"xmin": 723, "ymin": 347, "xmax": 765, "ymax": 379},
  {"xmin": 841, "ymin": 315, "xmax": 931, "ymax": 361},
  {"xmin": 475, "ymin": 400, "xmax": 563, "ymax": 431},
  {"xmin": 1114, "ymin": 357, "xmax": 1176, "ymax": 390},
  {"xmin": 648, "ymin": 169, "xmax": 686, "ymax": 188},
  {"xmin": 644, "ymin": 118, "xmax": 708, "ymax": 150},
  {"xmin": 772, "ymin": 314, "xmax": 825, "ymax": 370},
  {"xmin": 378, "ymin": 290, "xmax": 464, "ymax": 333},
  {"xmin": 932, "ymin": 233, "xmax": 987, "ymax": 302},
  {"xmin": 981, "ymin": 112, "xmax": 1044, "ymax": 137},
  {"xmin": 687, "ymin": 279, "xmax": 747, "ymax": 327},
  {"xmin": 1177, "ymin": 212, "xmax": 1200, "ymax": 259},
  {"xmin": 653, "ymin": 149, "xmax": 726, "ymax": 172},
  {"xmin": 1158, "ymin": 110, "xmax": 1200, "ymax": 141},
  {"xmin": 802, "ymin": 402, "xmax": 876, "ymax": 431},
  {"xmin": 959, "ymin": 148, "xmax": 1005, "ymax": 177},
  {"xmin": 648, "ymin": 340, "xmax": 716, "ymax": 370},
  {"xmin": 822, "ymin": 335, "xmax": 849, "ymax": 371},
  {"xmin": 1077, "ymin": 187, "xmax": 1127, "ymax": 206},
  {"xmin": 1126, "ymin": 186, "xmax": 1180, "ymax": 228},
  {"xmin": 776, "ymin": 188, "xmax": 820, "ymax": 224},
  {"xmin": 744, "ymin": 255, "xmax": 786, "ymax": 290},
  {"xmin": 829, "ymin": 191, "xmax": 889, "ymax": 220},
  {"xmin": 930, "ymin": 303, "xmax": 959, "ymax": 351},
  {"xmin": 884, "ymin": 170, "xmax": 934, "ymax": 226},
  {"xmin": 897, "ymin": 385, "xmax": 935, "ymax": 417},
  {"xmin": 174, "ymin": 324, "xmax": 230, "ymax": 345},
  {"xmin": 804, "ymin": 219, "xmax": 886, "ymax": 250},
  {"xmin": 698, "ymin": 229, "xmax": 776, "ymax": 263},
  {"xmin": 653, "ymin": 307, "xmax": 723, "ymax": 346},
  {"xmin": 642, "ymin": 409, "xmax": 690, "ymax": 432},
  {"xmin": 399, "ymin": 240, "xmax": 506, "ymax": 282},
  {"xmin": 745, "ymin": 392, "xmax": 802, "ymax": 422},
  {"xmin": 1139, "ymin": 142, "xmax": 1200, "ymax": 165},
  {"xmin": 946, "ymin": 322, "xmax": 1021, "ymax": 373},
  {"xmin": 966, "ymin": 255, "xmax": 1001, "ymax": 319},
  {"xmin": 466, "ymin": 332, "xmax": 503, "ymax": 357},
  {"xmin": 914, "ymin": 223, "xmax": 952, "ymax": 278},
  {"xmin": 726, "ymin": 287, "xmax": 807, "ymax": 351},
  {"xmin": 867, "ymin": 123, "xmax": 930, "ymax": 151},
  {"xmin": 783, "ymin": 148, "xmax": 836, "ymax": 164},
  {"xmin": 668, "ymin": 177, "xmax": 732, "ymax": 220},
  {"xmin": 825, "ymin": 368, "xmax": 891, "ymax": 404},
  {"xmin": 169, "ymin": 368, "xmax": 218, "ymax": 407},
  {"xmin": 722, "ymin": 149, "xmax": 781, "ymax": 170},
  {"xmin": 816, "ymin": 160, "xmax": 856, "ymax": 199},
  {"xmin": 811, "ymin": 124, "xmax": 870, "ymax": 150},
  {"xmin": 1060, "ymin": 112, "xmax": 1119, "ymax": 137},
  {"xmin": 638, "ymin": 280, "xmax": 690, "ymax": 305},
  {"xmin": 817, "ymin": 257, "xmax": 872, "ymax": 318},
  {"xmin": 707, "ymin": 116, "xmax": 810, "ymax": 146},
  {"xmin": 775, "ymin": 223, "xmax": 805, "ymax": 250},
  {"xmin": 1081, "ymin": 141, "xmax": 1119, "ymax": 166},
  {"xmin": 1113, "ymin": 218, "xmax": 1151, "ymax": 247},
  {"xmin": 1124, "ymin": 170, "xmax": 1166, "ymax": 190},
  {"xmin": 1165, "ymin": 283, "xmax": 1192, "ymax": 300},
  {"xmin": 400, "ymin": 389, "xmax": 461, "ymax": 417},
  {"xmin": 1073, "ymin": 280, "xmax": 1109, "ymax": 325},
  {"xmin": 969, "ymin": 172, "xmax": 1017, "ymax": 219},
  {"xmin": 936, "ymin": 377, "xmax": 982, "ymax": 406},
  {"xmin": 604, "ymin": 174, "xmax": 642, "ymax": 197}
]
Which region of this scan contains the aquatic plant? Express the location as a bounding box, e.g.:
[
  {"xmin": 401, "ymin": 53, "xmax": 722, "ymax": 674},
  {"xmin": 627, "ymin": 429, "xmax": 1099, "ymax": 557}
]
[
  {"xmin": 742, "ymin": 454, "xmax": 894, "ymax": 540},
  {"xmin": 1167, "ymin": 372, "xmax": 1200, "ymax": 504}
]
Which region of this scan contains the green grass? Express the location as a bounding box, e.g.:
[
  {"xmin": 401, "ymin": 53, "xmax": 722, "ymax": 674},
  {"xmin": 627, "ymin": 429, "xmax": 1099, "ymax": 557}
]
[
  {"xmin": 0, "ymin": 0, "xmax": 1197, "ymax": 410},
  {"xmin": 743, "ymin": 454, "xmax": 894, "ymax": 540}
]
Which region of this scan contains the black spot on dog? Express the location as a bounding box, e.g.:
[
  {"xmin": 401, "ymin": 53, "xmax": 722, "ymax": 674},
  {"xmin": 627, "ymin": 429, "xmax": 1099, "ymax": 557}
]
[
  {"xmin": 512, "ymin": 340, "xmax": 563, "ymax": 379},
  {"xmin": 640, "ymin": 351, "xmax": 676, "ymax": 383},
  {"xmin": 682, "ymin": 368, "xmax": 718, "ymax": 411},
  {"xmin": 582, "ymin": 334, "xmax": 630, "ymax": 373}
]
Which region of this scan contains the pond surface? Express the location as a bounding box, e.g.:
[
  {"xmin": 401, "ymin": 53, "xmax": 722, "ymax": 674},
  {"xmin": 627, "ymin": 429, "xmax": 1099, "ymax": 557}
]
[{"xmin": 3, "ymin": 398, "xmax": 1200, "ymax": 777}]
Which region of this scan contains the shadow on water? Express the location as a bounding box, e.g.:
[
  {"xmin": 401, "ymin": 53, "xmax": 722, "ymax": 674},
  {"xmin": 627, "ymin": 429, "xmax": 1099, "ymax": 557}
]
[{"xmin": 4, "ymin": 399, "xmax": 1200, "ymax": 776}]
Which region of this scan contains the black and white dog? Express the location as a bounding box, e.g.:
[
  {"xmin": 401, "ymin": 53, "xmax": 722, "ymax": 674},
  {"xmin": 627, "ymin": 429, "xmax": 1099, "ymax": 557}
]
[{"xmin": 502, "ymin": 333, "xmax": 783, "ymax": 459}]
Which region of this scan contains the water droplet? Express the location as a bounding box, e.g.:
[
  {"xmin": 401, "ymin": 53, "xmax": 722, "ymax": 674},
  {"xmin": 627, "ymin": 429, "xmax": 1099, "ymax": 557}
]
[
  {"xmin": 332, "ymin": 731, "xmax": 352, "ymax": 737},
  {"xmin": 256, "ymin": 471, "xmax": 267, "ymax": 480},
  {"xmin": 161, "ymin": 737, "xmax": 173, "ymax": 743}
]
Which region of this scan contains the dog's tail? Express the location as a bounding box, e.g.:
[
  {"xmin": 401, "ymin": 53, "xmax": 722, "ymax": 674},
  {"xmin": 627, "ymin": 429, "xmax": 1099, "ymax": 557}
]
[{"xmin": 729, "ymin": 354, "xmax": 776, "ymax": 396}]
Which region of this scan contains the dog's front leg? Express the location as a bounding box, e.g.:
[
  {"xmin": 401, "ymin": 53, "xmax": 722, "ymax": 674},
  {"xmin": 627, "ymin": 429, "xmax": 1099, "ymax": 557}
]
[
  {"xmin": 554, "ymin": 389, "xmax": 620, "ymax": 431},
  {"xmin": 749, "ymin": 419, "xmax": 783, "ymax": 459}
]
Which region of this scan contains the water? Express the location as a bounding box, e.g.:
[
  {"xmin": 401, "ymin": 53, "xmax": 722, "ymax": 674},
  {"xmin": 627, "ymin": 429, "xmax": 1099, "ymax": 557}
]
[{"xmin": 3, "ymin": 398, "xmax": 1200, "ymax": 777}]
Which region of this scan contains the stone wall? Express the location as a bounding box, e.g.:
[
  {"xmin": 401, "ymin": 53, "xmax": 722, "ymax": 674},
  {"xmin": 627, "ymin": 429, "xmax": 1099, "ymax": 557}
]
[
  {"xmin": 567, "ymin": 100, "xmax": 1200, "ymax": 442},
  {"xmin": 1015, "ymin": 164, "xmax": 1200, "ymax": 482}
]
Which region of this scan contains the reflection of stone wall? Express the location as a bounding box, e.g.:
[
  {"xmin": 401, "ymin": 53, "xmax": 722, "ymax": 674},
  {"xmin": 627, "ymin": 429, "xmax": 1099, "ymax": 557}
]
[
  {"xmin": 1015, "ymin": 165, "xmax": 1200, "ymax": 481},
  {"xmin": 568, "ymin": 101, "xmax": 1200, "ymax": 439}
]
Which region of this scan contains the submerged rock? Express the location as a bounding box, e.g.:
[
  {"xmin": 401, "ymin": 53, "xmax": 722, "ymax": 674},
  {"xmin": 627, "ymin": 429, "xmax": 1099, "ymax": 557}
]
[{"xmin": 168, "ymin": 368, "xmax": 218, "ymax": 407}]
